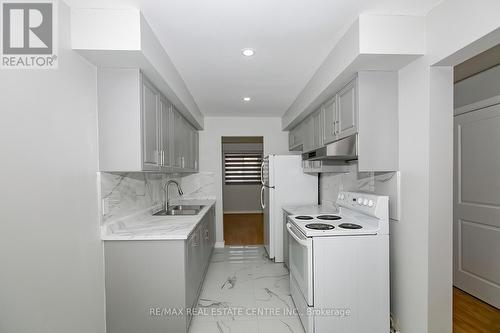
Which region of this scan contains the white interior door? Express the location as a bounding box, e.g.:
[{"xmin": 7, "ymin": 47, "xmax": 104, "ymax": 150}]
[{"xmin": 454, "ymin": 103, "xmax": 500, "ymax": 308}]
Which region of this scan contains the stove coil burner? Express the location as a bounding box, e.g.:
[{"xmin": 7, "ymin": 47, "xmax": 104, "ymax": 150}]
[
  {"xmin": 338, "ymin": 223, "xmax": 363, "ymax": 229},
  {"xmin": 295, "ymin": 216, "xmax": 314, "ymax": 220},
  {"xmin": 305, "ymin": 223, "xmax": 335, "ymax": 230},
  {"xmin": 316, "ymin": 215, "xmax": 342, "ymax": 221}
]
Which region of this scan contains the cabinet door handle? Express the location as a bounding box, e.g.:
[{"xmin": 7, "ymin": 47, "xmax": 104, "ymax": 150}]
[{"xmin": 205, "ymin": 229, "xmax": 209, "ymax": 240}]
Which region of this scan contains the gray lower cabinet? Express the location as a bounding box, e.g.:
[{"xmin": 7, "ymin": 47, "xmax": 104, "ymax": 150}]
[{"xmin": 104, "ymin": 206, "xmax": 215, "ymax": 333}]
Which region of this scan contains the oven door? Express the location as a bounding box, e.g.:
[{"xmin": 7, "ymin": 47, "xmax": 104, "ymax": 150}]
[{"xmin": 287, "ymin": 222, "xmax": 313, "ymax": 306}]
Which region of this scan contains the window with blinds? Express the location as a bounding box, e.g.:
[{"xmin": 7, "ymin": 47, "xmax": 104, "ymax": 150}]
[{"xmin": 224, "ymin": 152, "xmax": 263, "ymax": 184}]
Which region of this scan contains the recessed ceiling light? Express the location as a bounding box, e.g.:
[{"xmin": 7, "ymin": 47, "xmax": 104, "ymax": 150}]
[
  {"xmin": 243, "ymin": 97, "xmax": 251, "ymax": 102},
  {"xmin": 241, "ymin": 48, "xmax": 255, "ymax": 57}
]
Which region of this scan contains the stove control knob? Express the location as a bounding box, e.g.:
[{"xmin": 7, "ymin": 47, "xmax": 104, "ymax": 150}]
[
  {"xmin": 357, "ymin": 197, "xmax": 363, "ymax": 204},
  {"xmin": 339, "ymin": 194, "xmax": 345, "ymax": 200},
  {"xmin": 368, "ymin": 200, "xmax": 374, "ymax": 207},
  {"xmin": 363, "ymin": 199, "xmax": 368, "ymax": 206}
]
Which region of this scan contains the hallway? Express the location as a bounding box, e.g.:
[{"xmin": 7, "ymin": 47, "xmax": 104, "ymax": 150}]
[
  {"xmin": 189, "ymin": 246, "xmax": 304, "ymax": 333},
  {"xmin": 223, "ymin": 214, "xmax": 264, "ymax": 245}
]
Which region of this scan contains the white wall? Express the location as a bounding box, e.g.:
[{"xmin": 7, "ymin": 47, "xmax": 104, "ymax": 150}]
[
  {"xmin": 0, "ymin": 3, "xmax": 106, "ymax": 333},
  {"xmin": 391, "ymin": 1, "xmax": 500, "ymax": 332},
  {"xmin": 199, "ymin": 117, "xmax": 291, "ymax": 244}
]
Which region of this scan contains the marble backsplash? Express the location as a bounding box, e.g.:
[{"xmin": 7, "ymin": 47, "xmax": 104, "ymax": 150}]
[
  {"xmin": 320, "ymin": 163, "xmax": 400, "ymax": 220},
  {"xmin": 180, "ymin": 172, "xmax": 216, "ymax": 200},
  {"xmin": 99, "ymin": 172, "xmax": 216, "ymax": 223}
]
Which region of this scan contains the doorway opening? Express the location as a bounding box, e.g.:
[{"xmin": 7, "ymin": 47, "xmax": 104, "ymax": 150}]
[
  {"xmin": 452, "ymin": 44, "xmax": 500, "ymax": 332},
  {"xmin": 221, "ymin": 136, "xmax": 264, "ymax": 245}
]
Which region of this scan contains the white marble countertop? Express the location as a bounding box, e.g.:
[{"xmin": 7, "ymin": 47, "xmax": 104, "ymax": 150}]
[
  {"xmin": 282, "ymin": 203, "xmax": 339, "ymax": 215},
  {"xmin": 101, "ymin": 199, "xmax": 216, "ymax": 241}
]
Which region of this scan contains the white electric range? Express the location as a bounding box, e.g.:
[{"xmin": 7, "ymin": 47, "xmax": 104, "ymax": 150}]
[{"xmin": 287, "ymin": 191, "xmax": 390, "ymax": 333}]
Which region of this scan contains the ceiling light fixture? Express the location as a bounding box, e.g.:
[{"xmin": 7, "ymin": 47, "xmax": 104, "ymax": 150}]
[
  {"xmin": 243, "ymin": 97, "xmax": 251, "ymax": 102},
  {"xmin": 241, "ymin": 48, "xmax": 255, "ymax": 57}
]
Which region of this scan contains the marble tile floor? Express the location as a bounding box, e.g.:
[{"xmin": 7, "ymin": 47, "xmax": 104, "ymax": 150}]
[{"xmin": 189, "ymin": 246, "xmax": 305, "ymax": 333}]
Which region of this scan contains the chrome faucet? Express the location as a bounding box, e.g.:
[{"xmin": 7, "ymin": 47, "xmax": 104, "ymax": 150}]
[{"xmin": 164, "ymin": 180, "xmax": 183, "ymax": 211}]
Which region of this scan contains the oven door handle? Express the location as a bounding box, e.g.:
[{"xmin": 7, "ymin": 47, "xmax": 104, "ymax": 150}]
[{"xmin": 286, "ymin": 223, "xmax": 309, "ymax": 246}]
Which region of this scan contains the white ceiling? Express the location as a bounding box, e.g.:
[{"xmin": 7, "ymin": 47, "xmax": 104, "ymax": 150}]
[{"xmin": 65, "ymin": 0, "xmax": 441, "ymax": 117}]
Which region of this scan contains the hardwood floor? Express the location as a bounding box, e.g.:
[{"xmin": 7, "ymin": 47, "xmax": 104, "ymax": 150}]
[
  {"xmin": 453, "ymin": 287, "xmax": 500, "ymax": 332},
  {"xmin": 223, "ymin": 213, "xmax": 264, "ymax": 245}
]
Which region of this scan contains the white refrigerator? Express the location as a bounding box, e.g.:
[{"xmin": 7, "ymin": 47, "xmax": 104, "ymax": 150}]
[{"xmin": 260, "ymin": 155, "xmax": 318, "ymax": 262}]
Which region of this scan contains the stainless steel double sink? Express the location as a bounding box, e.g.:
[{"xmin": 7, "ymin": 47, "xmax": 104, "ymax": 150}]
[{"xmin": 153, "ymin": 205, "xmax": 205, "ymax": 216}]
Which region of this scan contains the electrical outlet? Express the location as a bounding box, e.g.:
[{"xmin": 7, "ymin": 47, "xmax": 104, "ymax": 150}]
[
  {"xmin": 102, "ymin": 197, "xmax": 121, "ymax": 216},
  {"xmin": 102, "ymin": 198, "xmax": 110, "ymax": 215}
]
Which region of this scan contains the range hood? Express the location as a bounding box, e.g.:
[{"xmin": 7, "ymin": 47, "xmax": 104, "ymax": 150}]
[
  {"xmin": 302, "ymin": 160, "xmax": 351, "ymax": 174},
  {"xmin": 302, "ymin": 134, "xmax": 358, "ymax": 161}
]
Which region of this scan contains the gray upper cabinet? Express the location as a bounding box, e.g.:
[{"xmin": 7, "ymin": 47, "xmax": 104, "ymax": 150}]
[
  {"xmin": 322, "ymin": 96, "xmax": 337, "ymax": 145},
  {"xmin": 337, "ymin": 79, "xmax": 358, "ymax": 140},
  {"xmin": 188, "ymin": 125, "xmax": 199, "ymax": 171},
  {"xmin": 301, "ymin": 108, "xmax": 323, "ymax": 153},
  {"xmin": 159, "ymin": 97, "xmax": 171, "ymax": 169},
  {"xmin": 301, "ymin": 115, "xmax": 314, "ymax": 153},
  {"xmin": 322, "ymin": 79, "xmax": 358, "ymax": 145},
  {"xmin": 141, "ymin": 77, "xmax": 161, "ymax": 171},
  {"xmin": 171, "ymin": 107, "xmax": 184, "ymax": 169},
  {"xmin": 193, "ymin": 130, "xmax": 199, "ymax": 171},
  {"xmin": 288, "ymin": 71, "xmax": 398, "ymax": 171},
  {"xmin": 312, "ymin": 108, "xmax": 323, "ymax": 149},
  {"xmin": 288, "ymin": 122, "xmax": 304, "ymax": 151},
  {"xmin": 97, "ymin": 68, "xmax": 198, "ymax": 173},
  {"xmin": 171, "ymin": 108, "xmax": 199, "ymax": 173}
]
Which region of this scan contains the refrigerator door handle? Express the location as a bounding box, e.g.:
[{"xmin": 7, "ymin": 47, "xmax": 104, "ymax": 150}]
[
  {"xmin": 260, "ymin": 161, "xmax": 265, "ymax": 185},
  {"xmin": 260, "ymin": 186, "xmax": 266, "ymax": 209}
]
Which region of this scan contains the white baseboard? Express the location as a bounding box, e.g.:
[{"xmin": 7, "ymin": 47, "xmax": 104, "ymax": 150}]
[
  {"xmin": 215, "ymin": 241, "xmax": 225, "ymax": 248},
  {"xmin": 223, "ymin": 210, "xmax": 263, "ymax": 214}
]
